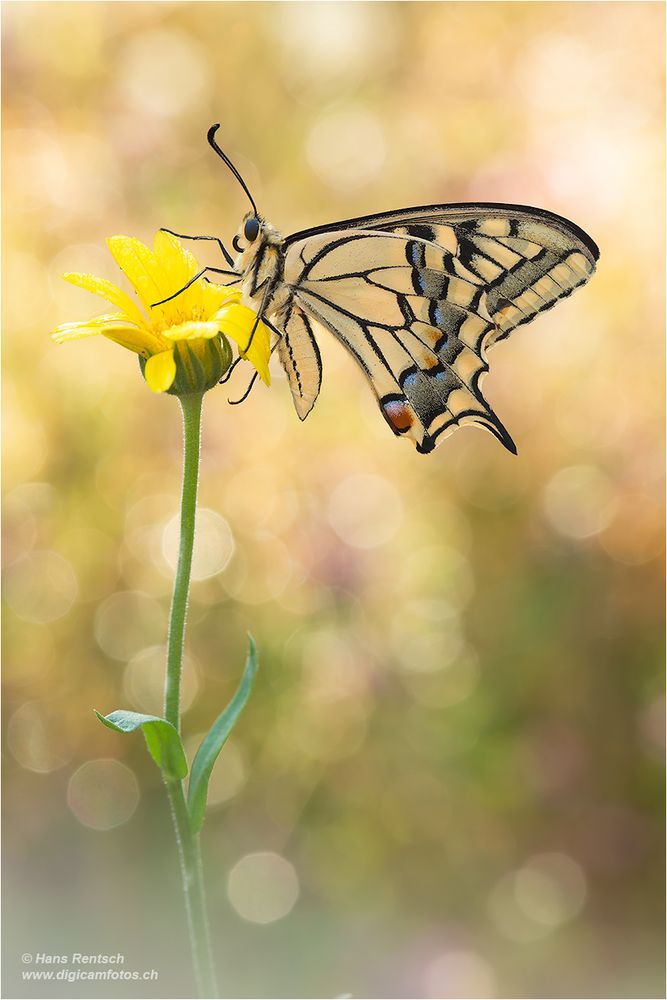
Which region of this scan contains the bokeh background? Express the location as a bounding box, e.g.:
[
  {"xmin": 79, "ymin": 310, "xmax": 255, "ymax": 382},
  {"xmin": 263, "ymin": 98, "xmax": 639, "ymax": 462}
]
[{"xmin": 2, "ymin": 3, "xmax": 664, "ymax": 998}]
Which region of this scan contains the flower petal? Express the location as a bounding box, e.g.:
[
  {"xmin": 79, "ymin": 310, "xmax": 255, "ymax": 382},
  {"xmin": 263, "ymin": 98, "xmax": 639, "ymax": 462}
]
[
  {"xmin": 52, "ymin": 312, "xmax": 126, "ymax": 341},
  {"xmin": 51, "ymin": 312, "xmax": 165, "ymax": 357},
  {"xmin": 153, "ymin": 230, "xmax": 198, "ymax": 290},
  {"xmin": 106, "ymin": 236, "xmax": 171, "ymax": 314},
  {"xmin": 63, "ymin": 273, "xmax": 145, "ymax": 328},
  {"xmin": 199, "ymin": 283, "xmax": 243, "ymax": 317},
  {"xmin": 144, "ymin": 350, "xmax": 177, "ymax": 392},
  {"xmin": 162, "ymin": 320, "xmax": 221, "ymax": 342},
  {"xmin": 215, "ymin": 303, "xmax": 272, "ymax": 385},
  {"xmin": 101, "ymin": 326, "xmax": 164, "ymax": 357},
  {"xmin": 152, "ymin": 231, "xmax": 236, "ymax": 321},
  {"xmin": 107, "ymin": 233, "xmax": 213, "ymax": 326}
]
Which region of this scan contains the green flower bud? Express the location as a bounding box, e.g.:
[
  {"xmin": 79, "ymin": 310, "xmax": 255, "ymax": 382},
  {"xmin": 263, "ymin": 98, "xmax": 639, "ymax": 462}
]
[{"xmin": 139, "ymin": 334, "xmax": 233, "ymax": 396}]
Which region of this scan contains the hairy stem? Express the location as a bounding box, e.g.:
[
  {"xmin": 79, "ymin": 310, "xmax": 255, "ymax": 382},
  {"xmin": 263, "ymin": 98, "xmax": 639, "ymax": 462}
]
[
  {"xmin": 165, "ymin": 779, "xmax": 217, "ymax": 998},
  {"xmin": 164, "ymin": 393, "xmax": 202, "ymax": 731},
  {"xmin": 164, "ymin": 392, "xmax": 218, "ymax": 998}
]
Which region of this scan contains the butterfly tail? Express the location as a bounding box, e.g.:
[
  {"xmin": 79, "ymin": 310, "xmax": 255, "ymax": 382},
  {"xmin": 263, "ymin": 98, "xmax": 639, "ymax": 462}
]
[{"xmin": 413, "ymin": 398, "xmax": 517, "ymax": 455}]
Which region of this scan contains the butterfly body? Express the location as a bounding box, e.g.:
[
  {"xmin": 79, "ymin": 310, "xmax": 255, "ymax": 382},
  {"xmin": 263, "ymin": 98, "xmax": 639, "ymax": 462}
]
[{"xmin": 228, "ymin": 200, "xmax": 598, "ymax": 455}]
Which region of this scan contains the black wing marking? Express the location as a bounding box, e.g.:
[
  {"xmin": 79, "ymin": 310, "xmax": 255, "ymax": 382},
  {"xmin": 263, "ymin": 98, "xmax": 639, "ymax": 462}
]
[
  {"xmin": 280, "ymin": 230, "xmax": 515, "ymax": 453},
  {"xmin": 285, "ymin": 202, "xmax": 599, "ymax": 262},
  {"xmin": 276, "ymin": 207, "xmax": 597, "ymax": 453},
  {"xmin": 287, "ymin": 204, "xmax": 597, "ymax": 345}
]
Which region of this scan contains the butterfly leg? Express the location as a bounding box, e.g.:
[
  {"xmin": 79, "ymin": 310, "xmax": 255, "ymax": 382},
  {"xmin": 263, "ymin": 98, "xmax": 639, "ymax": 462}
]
[
  {"xmin": 228, "ymin": 369, "xmax": 259, "ymax": 405},
  {"xmin": 238, "ymin": 282, "xmax": 278, "ymax": 353},
  {"xmin": 227, "ymin": 338, "xmax": 280, "ymax": 404},
  {"xmin": 159, "ymin": 228, "xmax": 235, "ymax": 268},
  {"xmin": 151, "ymin": 266, "xmax": 241, "ymax": 308},
  {"xmin": 219, "ymin": 319, "xmax": 281, "ymax": 386},
  {"xmin": 218, "ymin": 355, "xmax": 243, "ymax": 385},
  {"xmin": 261, "ymin": 317, "xmax": 283, "ymax": 342}
]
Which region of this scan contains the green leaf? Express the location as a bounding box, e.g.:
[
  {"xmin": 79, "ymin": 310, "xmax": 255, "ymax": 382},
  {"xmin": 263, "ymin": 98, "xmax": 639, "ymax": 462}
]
[
  {"xmin": 94, "ymin": 709, "xmax": 188, "ymax": 781},
  {"xmin": 187, "ymin": 634, "xmax": 258, "ymax": 833}
]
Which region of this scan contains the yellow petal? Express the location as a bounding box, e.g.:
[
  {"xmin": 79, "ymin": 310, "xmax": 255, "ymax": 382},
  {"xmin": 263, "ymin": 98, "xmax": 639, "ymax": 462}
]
[
  {"xmin": 106, "ymin": 236, "xmax": 170, "ymax": 313},
  {"xmin": 199, "ymin": 282, "xmax": 242, "ymax": 317},
  {"xmin": 152, "ymin": 231, "xmax": 228, "ymax": 321},
  {"xmin": 144, "ymin": 350, "xmax": 177, "ymax": 392},
  {"xmin": 51, "ymin": 312, "xmax": 165, "ymax": 357},
  {"xmin": 215, "ymin": 303, "xmax": 272, "ymax": 386},
  {"xmin": 163, "ymin": 320, "xmax": 221, "ymax": 341},
  {"xmin": 63, "ymin": 273, "xmax": 145, "ymax": 328},
  {"xmin": 101, "ymin": 326, "xmax": 165, "ymax": 357},
  {"xmin": 153, "ymin": 230, "xmax": 198, "ymax": 290},
  {"xmin": 52, "ymin": 312, "xmax": 125, "ymax": 341},
  {"xmin": 107, "ymin": 233, "xmax": 208, "ymax": 325}
]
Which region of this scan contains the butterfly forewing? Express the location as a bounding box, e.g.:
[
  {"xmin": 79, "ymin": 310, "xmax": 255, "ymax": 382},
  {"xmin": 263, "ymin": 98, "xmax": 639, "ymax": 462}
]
[
  {"xmin": 269, "ymin": 203, "xmax": 598, "ymax": 453},
  {"xmin": 375, "ymin": 209, "xmax": 597, "ymax": 346}
]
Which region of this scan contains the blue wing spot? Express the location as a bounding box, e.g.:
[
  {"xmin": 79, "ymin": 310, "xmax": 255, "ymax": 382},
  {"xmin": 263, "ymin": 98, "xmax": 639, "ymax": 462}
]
[
  {"xmin": 407, "ymin": 241, "xmax": 426, "ymax": 268},
  {"xmin": 403, "ymin": 372, "xmax": 419, "ymax": 389},
  {"xmin": 434, "ymin": 303, "xmax": 446, "ymax": 326}
]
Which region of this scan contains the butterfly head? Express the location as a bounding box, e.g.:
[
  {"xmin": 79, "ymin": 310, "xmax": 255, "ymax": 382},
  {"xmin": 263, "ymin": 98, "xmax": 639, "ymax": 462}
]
[
  {"xmin": 231, "ymin": 212, "xmax": 284, "ymax": 307},
  {"xmin": 232, "ymin": 211, "xmax": 283, "ymax": 260},
  {"xmin": 232, "ymin": 212, "xmax": 263, "ymax": 255}
]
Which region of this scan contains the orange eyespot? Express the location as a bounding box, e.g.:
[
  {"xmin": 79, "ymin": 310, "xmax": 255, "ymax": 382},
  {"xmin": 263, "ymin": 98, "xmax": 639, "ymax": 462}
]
[{"xmin": 382, "ymin": 399, "xmax": 414, "ymax": 433}]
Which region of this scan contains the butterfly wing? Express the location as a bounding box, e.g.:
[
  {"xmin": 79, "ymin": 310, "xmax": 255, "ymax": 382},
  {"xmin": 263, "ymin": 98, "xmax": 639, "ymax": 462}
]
[
  {"xmin": 274, "ymin": 205, "xmax": 598, "ymax": 453},
  {"xmin": 276, "ymin": 301, "xmax": 323, "ymax": 420},
  {"xmin": 365, "ymin": 204, "xmax": 599, "ymax": 345}
]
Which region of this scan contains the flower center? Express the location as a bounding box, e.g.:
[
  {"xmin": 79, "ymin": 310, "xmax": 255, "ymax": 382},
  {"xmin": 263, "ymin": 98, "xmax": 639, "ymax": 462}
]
[{"xmin": 151, "ymin": 303, "xmax": 209, "ymax": 334}]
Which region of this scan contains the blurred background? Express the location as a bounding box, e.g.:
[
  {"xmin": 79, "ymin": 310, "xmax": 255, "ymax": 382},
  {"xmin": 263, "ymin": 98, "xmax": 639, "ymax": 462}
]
[{"xmin": 2, "ymin": 3, "xmax": 664, "ymax": 998}]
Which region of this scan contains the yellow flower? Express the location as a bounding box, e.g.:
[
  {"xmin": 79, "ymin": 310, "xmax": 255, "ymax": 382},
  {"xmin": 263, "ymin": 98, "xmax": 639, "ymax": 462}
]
[{"xmin": 51, "ymin": 231, "xmax": 272, "ymax": 394}]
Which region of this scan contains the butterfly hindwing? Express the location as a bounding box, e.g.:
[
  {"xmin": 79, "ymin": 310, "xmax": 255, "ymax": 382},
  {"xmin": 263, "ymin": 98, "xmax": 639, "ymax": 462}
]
[
  {"xmin": 279, "ymin": 229, "xmax": 514, "ymax": 453},
  {"xmin": 277, "ymin": 301, "xmax": 322, "ymax": 420},
  {"xmin": 270, "ymin": 204, "xmax": 598, "ymax": 453}
]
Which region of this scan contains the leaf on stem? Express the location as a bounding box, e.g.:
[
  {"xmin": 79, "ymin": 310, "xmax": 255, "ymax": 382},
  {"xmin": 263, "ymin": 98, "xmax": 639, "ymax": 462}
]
[
  {"xmin": 187, "ymin": 634, "xmax": 258, "ymax": 833},
  {"xmin": 95, "ymin": 709, "xmax": 188, "ymax": 781}
]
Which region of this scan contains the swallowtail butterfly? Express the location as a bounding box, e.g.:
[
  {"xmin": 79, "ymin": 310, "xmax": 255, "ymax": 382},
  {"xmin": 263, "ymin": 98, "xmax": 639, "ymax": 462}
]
[{"xmin": 163, "ymin": 125, "xmax": 599, "ymax": 455}]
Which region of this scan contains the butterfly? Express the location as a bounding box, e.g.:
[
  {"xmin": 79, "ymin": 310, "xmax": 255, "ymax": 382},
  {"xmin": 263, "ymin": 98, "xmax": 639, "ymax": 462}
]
[{"xmin": 161, "ymin": 125, "xmax": 599, "ymax": 455}]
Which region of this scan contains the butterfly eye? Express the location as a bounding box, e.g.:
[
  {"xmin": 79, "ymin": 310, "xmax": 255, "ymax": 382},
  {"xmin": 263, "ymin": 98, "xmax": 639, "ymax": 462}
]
[
  {"xmin": 232, "ymin": 235, "xmax": 243, "ymax": 254},
  {"xmin": 244, "ymin": 217, "xmax": 260, "ymax": 242}
]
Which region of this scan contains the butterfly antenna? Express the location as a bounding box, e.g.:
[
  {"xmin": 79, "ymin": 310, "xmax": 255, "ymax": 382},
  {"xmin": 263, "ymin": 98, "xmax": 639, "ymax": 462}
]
[{"xmin": 207, "ymin": 124, "xmax": 258, "ymax": 216}]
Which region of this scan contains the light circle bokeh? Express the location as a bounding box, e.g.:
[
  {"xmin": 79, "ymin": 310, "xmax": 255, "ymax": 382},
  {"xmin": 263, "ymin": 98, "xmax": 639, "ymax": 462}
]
[
  {"xmin": 123, "ymin": 645, "xmax": 199, "ymax": 715},
  {"xmin": 94, "ymin": 590, "xmax": 165, "ymax": 661},
  {"xmin": 4, "ymin": 549, "xmax": 78, "ymax": 624},
  {"xmin": 227, "ymin": 851, "xmax": 299, "ymax": 924},
  {"xmin": 327, "ymin": 472, "xmax": 403, "ymax": 549},
  {"xmin": 162, "ymin": 508, "xmax": 235, "ymax": 580},
  {"xmin": 67, "ymin": 758, "xmax": 140, "ymax": 831},
  {"xmin": 424, "ymin": 948, "xmax": 497, "ymax": 1000},
  {"xmin": 306, "ymin": 107, "xmax": 387, "ymax": 191},
  {"xmin": 542, "ymin": 464, "xmax": 617, "ymax": 540},
  {"xmin": 8, "ymin": 701, "xmax": 70, "ymax": 773}
]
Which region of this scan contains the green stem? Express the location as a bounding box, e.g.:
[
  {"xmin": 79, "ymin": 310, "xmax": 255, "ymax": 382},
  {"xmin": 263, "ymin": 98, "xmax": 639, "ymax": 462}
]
[
  {"xmin": 165, "ymin": 779, "xmax": 217, "ymax": 998},
  {"xmin": 163, "ymin": 392, "xmax": 218, "ymax": 998},
  {"xmin": 165, "ymin": 392, "xmax": 203, "ymax": 732}
]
